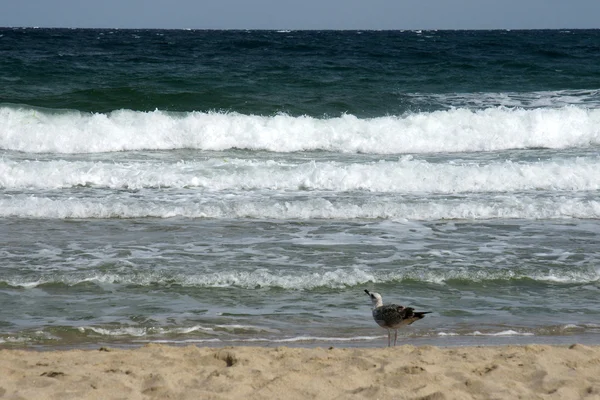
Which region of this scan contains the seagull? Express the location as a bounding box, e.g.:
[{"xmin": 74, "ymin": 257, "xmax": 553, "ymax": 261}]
[{"xmin": 365, "ymin": 289, "xmax": 431, "ymax": 347}]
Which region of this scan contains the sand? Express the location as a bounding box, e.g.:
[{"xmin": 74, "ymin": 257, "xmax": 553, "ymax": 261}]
[{"xmin": 1, "ymin": 344, "xmax": 599, "ymax": 399}]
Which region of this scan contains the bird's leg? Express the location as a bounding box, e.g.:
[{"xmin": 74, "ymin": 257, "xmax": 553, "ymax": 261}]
[
  {"xmin": 393, "ymin": 329, "xmax": 398, "ymax": 346},
  {"xmin": 387, "ymin": 329, "xmax": 391, "ymax": 347}
]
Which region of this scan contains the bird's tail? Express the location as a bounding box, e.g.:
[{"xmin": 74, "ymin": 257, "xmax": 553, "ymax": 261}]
[{"xmin": 414, "ymin": 311, "xmax": 432, "ymax": 318}]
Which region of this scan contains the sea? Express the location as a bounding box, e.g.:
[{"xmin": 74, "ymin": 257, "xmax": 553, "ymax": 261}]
[{"xmin": 1, "ymin": 28, "xmax": 599, "ymax": 349}]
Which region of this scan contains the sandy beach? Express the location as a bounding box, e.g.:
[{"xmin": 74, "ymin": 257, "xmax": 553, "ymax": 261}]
[{"xmin": 0, "ymin": 344, "xmax": 599, "ymax": 399}]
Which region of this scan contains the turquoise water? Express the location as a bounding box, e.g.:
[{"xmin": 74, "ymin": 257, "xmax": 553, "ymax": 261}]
[{"xmin": 0, "ymin": 28, "xmax": 599, "ymax": 348}]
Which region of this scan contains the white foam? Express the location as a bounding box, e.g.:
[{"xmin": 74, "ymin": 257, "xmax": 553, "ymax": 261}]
[
  {"xmin": 0, "ymin": 336, "xmax": 32, "ymax": 343},
  {"xmin": 214, "ymin": 324, "xmax": 280, "ymax": 333},
  {"xmin": 1, "ymin": 268, "xmax": 377, "ymax": 290},
  {"xmin": 238, "ymin": 336, "xmax": 382, "ymax": 343},
  {"xmin": 1, "ymin": 193, "xmax": 599, "ymax": 220},
  {"xmin": 79, "ymin": 326, "xmax": 151, "ymax": 337},
  {"xmin": 4, "ymin": 264, "xmax": 599, "ymax": 290},
  {"xmin": 136, "ymin": 336, "xmax": 381, "ymax": 344},
  {"xmin": 408, "ymin": 89, "xmax": 600, "ymax": 110},
  {"xmin": 1, "ymin": 106, "xmax": 599, "ymax": 154},
  {"xmin": 2, "ymin": 156, "xmax": 600, "ymax": 193},
  {"xmin": 469, "ymin": 330, "xmax": 535, "ymax": 336},
  {"xmin": 140, "ymin": 338, "xmax": 223, "ymax": 344},
  {"xmin": 74, "ymin": 326, "xmax": 378, "ymax": 343},
  {"xmin": 78, "ymin": 324, "xmax": 215, "ymax": 337},
  {"xmin": 439, "ymin": 330, "xmax": 535, "ymax": 337}
]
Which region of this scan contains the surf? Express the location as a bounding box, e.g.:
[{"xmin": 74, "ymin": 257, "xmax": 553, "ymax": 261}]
[{"xmin": 1, "ymin": 105, "xmax": 599, "ymax": 154}]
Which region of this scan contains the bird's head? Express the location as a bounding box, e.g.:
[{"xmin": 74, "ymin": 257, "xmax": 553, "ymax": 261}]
[{"xmin": 364, "ymin": 289, "xmax": 383, "ymax": 308}]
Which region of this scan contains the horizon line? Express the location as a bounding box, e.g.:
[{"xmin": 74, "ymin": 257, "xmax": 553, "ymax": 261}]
[{"xmin": 2, "ymin": 26, "xmax": 599, "ymax": 31}]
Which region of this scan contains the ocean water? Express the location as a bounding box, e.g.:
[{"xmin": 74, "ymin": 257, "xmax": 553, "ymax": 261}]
[{"xmin": 1, "ymin": 28, "xmax": 599, "ymax": 348}]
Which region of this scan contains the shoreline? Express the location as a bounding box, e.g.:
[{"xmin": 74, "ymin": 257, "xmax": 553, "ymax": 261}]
[
  {"xmin": 3, "ymin": 330, "xmax": 600, "ymax": 352},
  {"xmin": 1, "ymin": 343, "xmax": 599, "ymax": 399}
]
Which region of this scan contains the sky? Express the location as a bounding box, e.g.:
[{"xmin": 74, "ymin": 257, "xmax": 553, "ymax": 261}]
[{"xmin": 1, "ymin": 0, "xmax": 600, "ymax": 30}]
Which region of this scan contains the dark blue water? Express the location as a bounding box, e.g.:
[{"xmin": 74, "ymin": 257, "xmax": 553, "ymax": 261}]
[
  {"xmin": 1, "ymin": 29, "xmax": 599, "ymax": 348},
  {"xmin": 2, "ymin": 29, "xmax": 600, "ymax": 115}
]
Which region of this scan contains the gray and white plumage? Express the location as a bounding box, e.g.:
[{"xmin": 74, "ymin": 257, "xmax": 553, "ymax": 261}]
[{"xmin": 365, "ymin": 289, "xmax": 431, "ymax": 347}]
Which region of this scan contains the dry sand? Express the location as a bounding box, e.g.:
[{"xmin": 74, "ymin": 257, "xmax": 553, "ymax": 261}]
[{"xmin": 1, "ymin": 343, "xmax": 599, "ymax": 399}]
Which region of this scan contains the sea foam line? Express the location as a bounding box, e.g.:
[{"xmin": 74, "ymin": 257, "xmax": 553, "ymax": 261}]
[
  {"xmin": 3, "ymin": 265, "xmax": 598, "ymax": 290},
  {"xmin": 1, "ymin": 194, "xmax": 600, "ymax": 220},
  {"xmin": 437, "ymin": 330, "xmax": 535, "ymax": 337},
  {"xmin": 2, "ymin": 157, "xmax": 600, "ymax": 192},
  {"xmin": 136, "ymin": 336, "xmax": 383, "ymax": 344},
  {"xmin": 76, "ymin": 324, "xmax": 277, "ymax": 337},
  {"xmin": 1, "ymin": 106, "xmax": 599, "ymax": 154}
]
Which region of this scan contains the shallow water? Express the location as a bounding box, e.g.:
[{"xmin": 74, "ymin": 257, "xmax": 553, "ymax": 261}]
[{"xmin": 1, "ymin": 216, "xmax": 599, "ymax": 348}]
